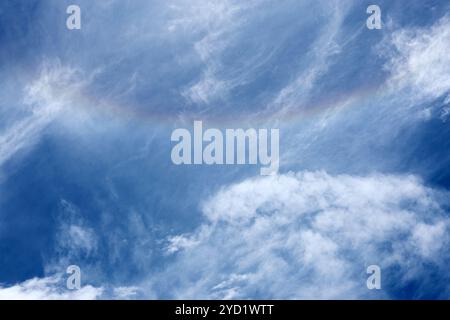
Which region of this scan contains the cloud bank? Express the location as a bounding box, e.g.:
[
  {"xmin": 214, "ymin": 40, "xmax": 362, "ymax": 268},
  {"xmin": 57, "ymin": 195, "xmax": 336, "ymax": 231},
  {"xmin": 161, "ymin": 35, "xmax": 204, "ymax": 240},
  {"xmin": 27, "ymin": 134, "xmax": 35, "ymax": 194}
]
[
  {"xmin": 159, "ymin": 171, "xmax": 450, "ymax": 299},
  {"xmin": 0, "ymin": 275, "xmax": 102, "ymax": 300}
]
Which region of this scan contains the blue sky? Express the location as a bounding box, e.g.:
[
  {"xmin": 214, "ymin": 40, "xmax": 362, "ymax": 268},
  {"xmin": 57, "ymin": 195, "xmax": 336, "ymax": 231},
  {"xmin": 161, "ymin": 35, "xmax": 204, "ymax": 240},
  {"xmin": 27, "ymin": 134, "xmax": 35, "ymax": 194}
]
[{"xmin": 0, "ymin": 0, "xmax": 450, "ymax": 299}]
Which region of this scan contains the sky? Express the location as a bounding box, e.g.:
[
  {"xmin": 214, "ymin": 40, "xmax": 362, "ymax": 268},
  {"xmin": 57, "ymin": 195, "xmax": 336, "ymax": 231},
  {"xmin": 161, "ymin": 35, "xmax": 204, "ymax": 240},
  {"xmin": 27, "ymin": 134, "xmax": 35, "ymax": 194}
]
[{"xmin": 0, "ymin": 0, "xmax": 450, "ymax": 299}]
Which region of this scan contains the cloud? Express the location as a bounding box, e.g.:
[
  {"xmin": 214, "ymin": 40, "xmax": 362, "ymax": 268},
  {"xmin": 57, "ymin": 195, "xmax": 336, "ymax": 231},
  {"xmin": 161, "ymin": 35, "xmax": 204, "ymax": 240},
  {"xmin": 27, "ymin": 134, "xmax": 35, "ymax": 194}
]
[
  {"xmin": 1, "ymin": 1, "xmax": 449, "ymax": 301},
  {"xmin": 42, "ymin": 199, "xmax": 101, "ymax": 286},
  {"xmin": 166, "ymin": 234, "xmax": 200, "ymax": 254},
  {"xmin": 54, "ymin": 199, "xmax": 98, "ymax": 258},
  {"xmin": 267, "ymin": 0, "xmax": 350, "ymax": 115},
  {"xmin": 0, "ymin": 276, "xmax": 144, "ymax": 300},
  {"xmin": 176, "ymin": 0, "xmax": 349, "ymax": 110},
  {"xmin": 113, "ymin": 286, "xmax": 140, "ymax": 299},
  {"xmin": 278, "ymin": 14, "xmax": 450, "ymax": 171},
  {"xmin": 174, "ymin": 0, "xmax": 261, "ymax": 105},
  {"xmin": 155, "ymin": 171, "xmax": 450, "ymax": 299},
  {"xmin": 382, "ymin": 14, "xmax": 450, "ymax": 101},
  {"xmin": 0, "ymin": 61, "xmax": 85, "ymax": 168},
  {"xmin": 0, "ymin": 275, "xmax": 102, "ymax": 300}
]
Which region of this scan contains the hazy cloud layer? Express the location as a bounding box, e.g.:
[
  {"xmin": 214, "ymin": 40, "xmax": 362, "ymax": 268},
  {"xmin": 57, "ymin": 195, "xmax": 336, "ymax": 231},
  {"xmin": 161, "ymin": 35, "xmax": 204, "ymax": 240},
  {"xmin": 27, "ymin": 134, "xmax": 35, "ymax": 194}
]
[{"xmin": 0, "ymin": 0, "xmax": 449, "ymax": 300}]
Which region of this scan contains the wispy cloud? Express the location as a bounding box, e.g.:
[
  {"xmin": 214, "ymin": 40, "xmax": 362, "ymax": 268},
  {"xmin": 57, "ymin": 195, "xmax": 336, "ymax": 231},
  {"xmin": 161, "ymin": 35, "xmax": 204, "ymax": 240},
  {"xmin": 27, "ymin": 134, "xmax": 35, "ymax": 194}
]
[
  {"xmin": 0, "ymin": 61, "xmax": 85, "ymax": 168},
  {"xmin": 267, "ymin": 0, "xmax": 352, "ymax": 115},
  {"xmin": 52, "ymin": 200, "xmax": 98, "ymax": 261},
  {"xmin": 174, "ymin": 0, "xmax": 263, "ymax": 105}
]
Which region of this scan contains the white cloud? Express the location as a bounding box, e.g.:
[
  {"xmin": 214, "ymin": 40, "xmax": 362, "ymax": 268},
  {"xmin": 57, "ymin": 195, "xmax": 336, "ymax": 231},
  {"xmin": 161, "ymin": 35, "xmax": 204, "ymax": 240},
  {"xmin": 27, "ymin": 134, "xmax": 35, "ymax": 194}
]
[
  {"xmin": 166, "ymin": 234, "xmax": 200, "ymax": 254},
  {"xmin": 0, "ymin": 61, "xmax": 85, "ymax": 168},
  {"xmin": 42, "ymin": 200, "xmax": 99, "ymax": 281},
  {"xmin": 176, "ymin": 0, "xmax": 355, "ymax": 110},
  {"xmin": 173, "ymin": 0, "xmax": 260, "ymax": 105},
  {"xmin": 55, "ymin": 199, "xmax": 98, "ymax": 256},
  {"xmin": 383, "ymin": 15, "xmax": 450, "ymax": 101},
  {"xmin": 268, "ymin": 1, "xmax": 350, "ymax": 115},
  {"xmin": 113, "ymin": 286, "xmax": 140, "ymax": 299},
  {"xmin": 155, "ymin": 171, "xmax": 450, "ymax": 299},
  {"xmin": 411, "ymin": 222, "xmax": 447, "ymax": 259},
  {"xmin": 0, "ymin": 275, "xmax": 102, "ymax": 300}
]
